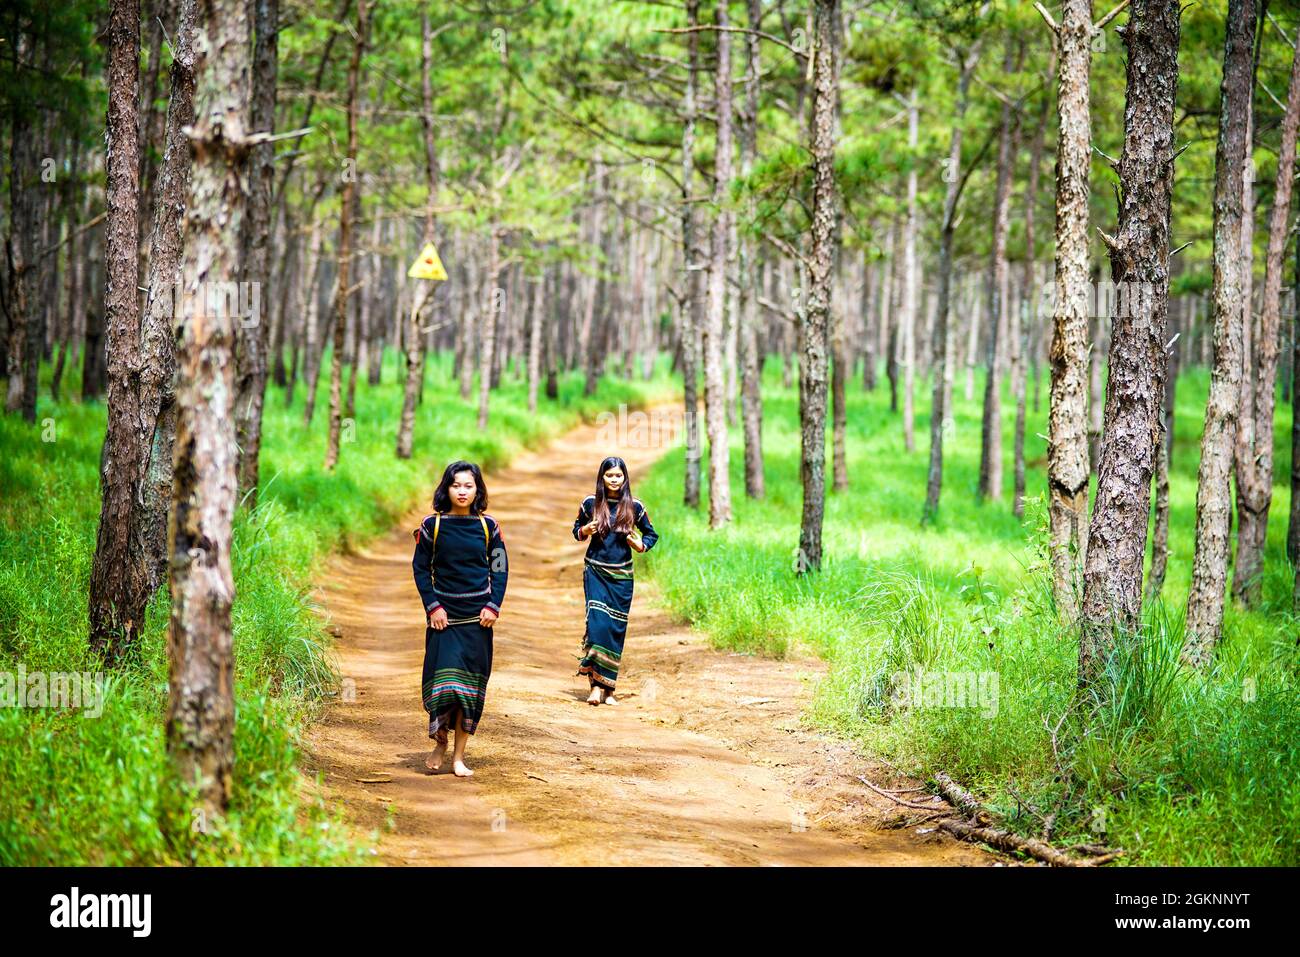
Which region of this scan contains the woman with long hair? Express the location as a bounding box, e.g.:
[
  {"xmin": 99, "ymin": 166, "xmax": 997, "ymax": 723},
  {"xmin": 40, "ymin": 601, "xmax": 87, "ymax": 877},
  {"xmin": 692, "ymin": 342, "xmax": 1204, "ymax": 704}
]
[
  {"xmin": 412, "ymin": 460, "xmax": 508, "ymax": 776},
  {"xmin": 572, "ymin": 456, "xmax": 658, "ymax": 705}
]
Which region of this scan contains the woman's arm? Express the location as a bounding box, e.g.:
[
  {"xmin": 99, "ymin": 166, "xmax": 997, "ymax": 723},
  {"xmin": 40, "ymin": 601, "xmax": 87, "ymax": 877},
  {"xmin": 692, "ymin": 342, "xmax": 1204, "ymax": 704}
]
[
  {"xmin": 412, "ymin": 517, "xmax": 442, "ymax": 615},
  {"xmin": 573, "ymin": 498, "xmax": 594, "ymax": 541},
  {"xmin": 485, "ymin": 517, "xmax": 508, "ymax": 615},
  {"xmin": 634, "ymin": 502, "xmax": 658, "ymax": 552}
]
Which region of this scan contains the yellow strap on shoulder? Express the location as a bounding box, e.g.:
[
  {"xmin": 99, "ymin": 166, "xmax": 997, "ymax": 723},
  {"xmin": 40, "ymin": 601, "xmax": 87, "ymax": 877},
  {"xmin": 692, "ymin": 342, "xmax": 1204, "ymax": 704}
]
[{"xmin": 433, "ymin": 512, "xmax": 488, "ymax": 556}]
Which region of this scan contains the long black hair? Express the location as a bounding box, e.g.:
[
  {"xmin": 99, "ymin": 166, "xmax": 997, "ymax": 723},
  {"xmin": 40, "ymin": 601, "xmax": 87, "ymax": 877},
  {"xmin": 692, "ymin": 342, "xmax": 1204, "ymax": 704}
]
[
  {"xmin": 592, "ymin": 456, "xmax": 635, "ymax": 535},
  {"xmin": 432, "ymin": 460, "xmax": 489, "ymax": 514}
]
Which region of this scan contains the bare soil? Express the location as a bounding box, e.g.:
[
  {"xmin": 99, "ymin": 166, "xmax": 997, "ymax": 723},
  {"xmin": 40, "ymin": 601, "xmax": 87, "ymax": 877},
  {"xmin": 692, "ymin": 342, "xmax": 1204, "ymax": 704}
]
[{"xmin": 302, "ymin": 410, "xmax": 992, "ymax": 866}]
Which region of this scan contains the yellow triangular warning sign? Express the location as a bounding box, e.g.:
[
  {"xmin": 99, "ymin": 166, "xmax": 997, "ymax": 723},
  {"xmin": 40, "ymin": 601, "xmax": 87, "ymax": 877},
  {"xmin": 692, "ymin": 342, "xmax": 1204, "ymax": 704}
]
[{"xmin": 407, "ymin": 242, "xmax": 447, "ymax": 281}]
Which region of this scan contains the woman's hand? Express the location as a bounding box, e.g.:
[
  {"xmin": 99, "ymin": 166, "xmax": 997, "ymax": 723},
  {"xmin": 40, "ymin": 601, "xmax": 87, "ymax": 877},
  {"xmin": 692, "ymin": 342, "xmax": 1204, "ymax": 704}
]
[
  {"xmin": 479, "ymin": 607, "xmax": 499, "ymax": 627},
  {"xmin": 581, "ymin": 520, "xmax": 599, "ymax": 539},
  {"xmin": 428, "ymin": 607, "xmax": 448, "ymax": 630},
  {"xmin": 628, "ymin": 530, "xmax": 646, "ymax": 553}
]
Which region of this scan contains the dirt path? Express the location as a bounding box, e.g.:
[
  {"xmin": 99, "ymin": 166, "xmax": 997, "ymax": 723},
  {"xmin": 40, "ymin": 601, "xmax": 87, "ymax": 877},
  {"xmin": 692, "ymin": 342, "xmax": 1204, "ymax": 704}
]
[{"xmin": 303, "ymin": 409, "xmax": 991, "ymax": 866}]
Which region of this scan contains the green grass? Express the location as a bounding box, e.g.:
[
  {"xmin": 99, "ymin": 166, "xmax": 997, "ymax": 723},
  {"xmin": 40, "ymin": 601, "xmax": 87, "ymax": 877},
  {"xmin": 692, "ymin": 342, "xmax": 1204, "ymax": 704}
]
[
  {"xmin": 0, "ymin": 349, "xmax": 672, "ymax": 864},
  {"xmin": 640, "ymin": 361, "xmax": 1300, "ymax": 866}
]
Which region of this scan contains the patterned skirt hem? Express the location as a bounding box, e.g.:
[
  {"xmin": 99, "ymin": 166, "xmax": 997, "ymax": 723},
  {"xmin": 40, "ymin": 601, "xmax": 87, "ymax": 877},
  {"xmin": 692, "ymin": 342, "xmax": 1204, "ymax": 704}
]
[
  {"xmin": 427, "ymin": 704, "xmax": 479, "ymax": 737},
  {"xmin": 577, "ymin": 661, "xmax": 617, "ymax": 691}
]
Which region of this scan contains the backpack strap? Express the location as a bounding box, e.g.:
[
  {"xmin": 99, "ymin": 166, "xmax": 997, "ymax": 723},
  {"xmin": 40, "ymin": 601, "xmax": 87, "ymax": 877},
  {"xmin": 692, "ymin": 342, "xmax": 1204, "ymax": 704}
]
[{"xmin": 429, "ymin": 512, "xmax": 488, "ymax": 565}]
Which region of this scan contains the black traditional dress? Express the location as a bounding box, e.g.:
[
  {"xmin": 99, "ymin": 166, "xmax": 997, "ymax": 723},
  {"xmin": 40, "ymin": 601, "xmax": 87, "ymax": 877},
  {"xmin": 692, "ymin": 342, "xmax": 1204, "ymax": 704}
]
[
  {"xmin": 572, "ymin": 495, "xmax": 658, "ymax": 692},
  {"xmin": 412, "ymin": 512, "xmax": 508, "ymax": 737}
]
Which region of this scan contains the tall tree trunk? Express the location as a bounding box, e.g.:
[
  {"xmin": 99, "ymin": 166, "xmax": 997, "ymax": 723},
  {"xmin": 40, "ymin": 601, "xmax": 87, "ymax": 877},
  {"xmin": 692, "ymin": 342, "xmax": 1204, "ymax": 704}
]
[
  {"xmin": 680, "ymin": 0, "xmax": 704, "ymax": 509},
  {"xmin": 5, "ymin": 23, "xmax": 40, "ymax": 420},
  {"xmin": 1014, "ymin": 95, "xmax": 1048, "ymax": 519},
  {"xmin": 886, "ymin": 220, "xmax": 900, "ymax": 412},
  {"xmin": 1185, "ymin": 0, "xmax": 1257, "ymax": 667},
  {"xmin": 739, "ymin": 0, "xmax": 765, "ymax": 499},
  {"xmin": 701, "ymin": 0, "xmax": 734, "ymax": 528},
  {"xmin": 136, "ymin": 0, "xmax": 199, "ymax": 610},
  {"xmin": 1290, "ymin": 221, "xmax": 1300, "ymax": 567},
  {"xmin": 978, "ymin": 40, "xmax": 1015, "ymax": 503},
  {"xmin": 166, "ymin": 0, "xmax": 251, "ymax": 824},
  {"xmin": 51, "ymin": 135, "xmax": 84, "ymax": 403},
  {"xmin": 298, "ymin": 220, "xmax": 324, "ymax": 418},
  {"xmin": 798, "ymin": 0, "xmax": 840, "ymax": 572},
  {"xmin": 88, "ymin": 0, "xmax": 145, "ymax": 661},
  {"xmin": 1233, "ymin": 20, "xmax": 1300, "ymax": 606},
  {"xmin": 861, "ymin": 252, "xmax": 877, "ymax": 390},
  {"xmin": 234, "ymin": 0, "xmax": 278, "ymax": 507},
  {"xmin": 1146, "ymin": 339, "xmax": 1179, "ymax": 603},
  {"xmin": 269, "ymin": 206, "xmax": 294, "ymax": 387},
  {"xmin": 545, "ymin": 268, "xmax": 560, "ymax": 399},
  {"xmin": 901, "ymin": 92, "xmax": 919, "ymax": 454},
  {"xmin": 325, "ymin": 0, "xmax": 366, "ymax": 471},
  {"xmin": 527, "ymin": 273, "xmax": 544, "ymax": 413},
  {"xmin": 477, "ymin": 226, "xmax": 501, "ymax": 430},
  {"xmin": 397, "ymin": 8, "xmax": 440, "ymax": 459},
  {"xmin": 878, "ymin": 227, "xmax": 894, "ymax": 398},
  {"xmin": 1047, "ymin": 0, "xmax": 1095, "ymax": 621},
  {"xmin": 579, "ymin": 168, "xmax": 605, "ymax": 396},
  {"xmin": 923, "ymin": 44, "xmax": 980, "ymax": 524},
  {"xmin": 1078, "ymin": 0, "xmax": 1181, "ymax": 686}
]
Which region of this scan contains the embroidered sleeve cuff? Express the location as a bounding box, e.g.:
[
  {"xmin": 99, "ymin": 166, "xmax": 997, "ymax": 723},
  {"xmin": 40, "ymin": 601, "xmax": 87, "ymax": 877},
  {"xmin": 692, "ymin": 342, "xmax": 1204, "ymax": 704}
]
[
  {"xmin": 425, "ymin": 601, "xmax": 443, "ymax": 614},
  {"xmin": 484, "ymin": 601, "xmax": 501, "ymax": 614}
]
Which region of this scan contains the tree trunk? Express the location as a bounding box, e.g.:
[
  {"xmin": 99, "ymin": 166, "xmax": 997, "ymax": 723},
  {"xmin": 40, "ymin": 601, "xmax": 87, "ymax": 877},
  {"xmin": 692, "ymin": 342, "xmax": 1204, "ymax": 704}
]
[
  {"xmin": 798, "ymin": 0, "xmax": 840, "ymax": 572},
  {"xmin": 1185, "ymin": 0, "xmax": 1256, "ymax": 667},
  {"xmin": 325, "ymin": 0, "xmax": 366, "ymax": 471},
  {"xmin": 1146, "ymin": 340, "xmax": 1179, "ymax": 603},
  {"xmin": 1014, "ymin": 95, "xmax": 1048, "ymax": 519},
  {"xmin": 901, "ymin": 92, "xmax": 919, "ymax": 454},
  {"xmin": 978, "ymin": 40, "xmax": 1015, "ymax": 503},
  {"xmin": 680, "ymin": 0, "xmax": 704, "ymax": 509},
  {"xmin": 397, "ymin": 9, "xmax": 441, "ymax": 459},
  {"xmin": 1078, "ymin": 0, "xmax": 1181, "ymax": 686},
  {"xmin": 922, "ymin": 45, "xmax": 979, "ymax": 524},
  {"xmin": 739, "ymin": 0, "xmax": 765, "ymax": 499},
  {"xmin": 166, "ymin": 0, "xmax": 251, "ymax": 824},
  {"xmin": 477, "ymin": 226, "xmax": 501, "ymax": 430},
  {"xmin": 862, "ymin": 252, "xmax": 877, "ymax": 390},
  {"xmin": 527, "ymin": 273, "xmax": 544, "ymax": 413},
  {"xmin": 302, "ymin": 224, "xmax": 328, "ymax": 425},
  {"xmin": 1290, "ymin": 222, "xmax": 1300, "ymax": 566},
  {"xmin": 51, "ymin": 135, "xmax": 84, "ymax": 403},
  {"xmin": 269, "ymin": 207, "xmax": 294, "ymax": 388},
  {"xmin": 1047, "ymin": 0, "xmax": 1095, "ymax": 621},
  {"xmin": 87, "ymin": 0, "xmax": 145, "ymax": 661},
  {"xmin": 234, "ymin": 0, "xmax": 278, "ymax": 506},
  {"xmin": 136, "ymin": 0, "xmax": 199, "ymax": 611},
  {"xmin": 1233, "ymin": 18, "xmax": 1299, "ymax": 606},
  {"xmin": 700, "ymin": 0, "xmax": 734, "ymax": 527}
]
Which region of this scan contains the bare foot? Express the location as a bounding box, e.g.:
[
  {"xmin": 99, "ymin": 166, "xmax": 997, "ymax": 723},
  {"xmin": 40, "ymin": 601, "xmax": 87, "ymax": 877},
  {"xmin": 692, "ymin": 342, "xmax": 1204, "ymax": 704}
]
[
  {"xmin": 425, "ymin": 740, "xmax": 447, "ymax": 771},
  {"xmin": 452, "ymin": 760, "xmax": 474, "ymax": 777},
  {"xmin": 604, "ymin": 693, "xmax": 618, "ymax": 705},
  {"xmin": 587, "ymin": 687, "xmax": 603, "ymax": 706}
]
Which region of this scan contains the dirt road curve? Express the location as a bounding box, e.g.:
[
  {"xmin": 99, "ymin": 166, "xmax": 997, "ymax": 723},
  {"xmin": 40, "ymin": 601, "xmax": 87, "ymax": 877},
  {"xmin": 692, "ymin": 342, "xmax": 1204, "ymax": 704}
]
[{"xmin": 303, "ymin": 409, "xmax": 990, "ymax": 866}]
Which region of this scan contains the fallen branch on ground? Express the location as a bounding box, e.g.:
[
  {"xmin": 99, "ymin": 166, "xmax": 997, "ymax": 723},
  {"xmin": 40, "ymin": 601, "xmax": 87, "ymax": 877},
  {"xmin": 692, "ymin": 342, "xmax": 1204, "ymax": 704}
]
[
  {"xmin": 853, "ymin": 769, "xmax": 1126, "ymax": 867},
  {"xmin": 934, "ymin": 771, "xmax": 989, "ymax": 823},
  {"xmin": 937, "ymin": 819, "xmax": 1089, "ymax": 867}
]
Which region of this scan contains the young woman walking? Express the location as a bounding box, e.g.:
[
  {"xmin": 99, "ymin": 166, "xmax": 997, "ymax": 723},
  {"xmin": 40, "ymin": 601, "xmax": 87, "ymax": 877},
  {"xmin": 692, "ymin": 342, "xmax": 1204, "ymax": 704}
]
[
  {"xmin": 412, "ymin": 460, "xmax": 508, "ymax": 776},
  {"xmin": 572, "ymin": 456, "xmax": 658, "ymax": 705}
]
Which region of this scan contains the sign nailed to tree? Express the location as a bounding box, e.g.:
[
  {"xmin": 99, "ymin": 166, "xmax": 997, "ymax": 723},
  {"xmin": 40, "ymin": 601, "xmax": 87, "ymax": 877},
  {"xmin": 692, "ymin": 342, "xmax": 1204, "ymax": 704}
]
[{"xmin": 407, "ymin": 242, "xmax": 448, "ymax": 281}]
